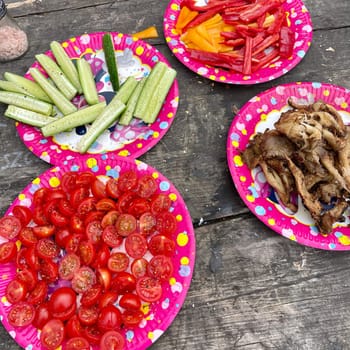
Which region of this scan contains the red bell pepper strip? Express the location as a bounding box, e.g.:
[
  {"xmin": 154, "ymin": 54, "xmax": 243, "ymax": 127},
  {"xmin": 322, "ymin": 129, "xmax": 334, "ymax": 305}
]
[
  {"xmin": 224, "ymin": 38, "xmax": 245, "ymax": 47},
  {"xmin": 243, "ymin": 36, "xmax": 253, "ymax": 75},
  {"xmin": 235, "ymin": 24, "xmax": 264, "ymax": 37},
  {"xmin": 252, "ymin": 33, "xmax": 279, "ymax": 56},
  {"xmin": 220, "ymin": 31, "xmax": 240, "ymax": 40},
  {"xmin": 239, "ymin": 0, "xmax": 283, "ymax": 23},
  {"xmin": 279, "ymin": 26, "xmax": 295, "ymax": 58},
  {"xmin": 252, "ymin": 47, "xmax": 279, "ymax": 72},
  {"xmin": 266, "ymin": 7, "xmax": 285, "ymax": 34},
  {"xmin": 182, "ymin": 8, "xmax": 220, "ymax": 32},
  {"xmin": 182, "ymin": 0, "xmax": 250, "ymax": 12}
]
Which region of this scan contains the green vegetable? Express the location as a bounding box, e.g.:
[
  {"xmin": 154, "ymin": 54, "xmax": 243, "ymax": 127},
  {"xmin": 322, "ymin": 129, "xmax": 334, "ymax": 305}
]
[
  {"xmin": 0, "ymin": 91, "xmax": 53, "ymax": 115},
  {"xmin": 0, "ymin": 80, "xmax": 36, "ymax": 96},
  {"xmin": 115, "ymin": 76, "xmax": 138, "ymax": 104},
  {"xmin": 4, "ymin": 72, "xmax": 53, "ymax": 103},
  {"xmin": 77, "ymin": 58, "xmax": 99, "ymax": 105},
  {"xmin": 41, "ymin": 102, "xmax": 106, "ymax": 137},
  {"xmin": 142, "ymin": 66, "xmax": 176, "ymax": 124},
  {"xmin": 133, "ymin": 61, "xmax": 168, "ymax": 120},
  {"xmin": 29, "ymin": 67, "xmax": 77, "ymax": 116},
  {"xmin": 4, "ymin": 105, "xmax": 56, "ymax": 127},
  {"xmin": 35, "ymin": 54, "xmax": 77, "ymax": 100},
  {"xmin": 77, "ymin": 96, "xmax": 126, "ymax": 153},
  {"xmin": 102, "ymin": 33, "xmax": 120, "ymax": 91},
  {"xmin": 119, "ymin": 78, "xmax": 145, "ymax": 126},
  {"xmin": 50, "ymin": 41, "xmax": 83, "ymax": 94}
]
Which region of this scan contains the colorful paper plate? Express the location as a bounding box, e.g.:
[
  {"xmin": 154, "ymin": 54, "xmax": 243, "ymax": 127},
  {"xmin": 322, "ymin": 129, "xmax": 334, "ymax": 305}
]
[
  {"xmin": 227, "ymin": 82, "xmax": 350, "ymax": 250},
  {"xmin": 0, "ymin": 154, "xmax": 195, "ymax": 349},
  {"xmin": 163, "ymin": 0, "xmax": 313, "ymax": 84},
  {"xmin": 16, "ymin": 32, "xmax": 179, "ymax": 166}
]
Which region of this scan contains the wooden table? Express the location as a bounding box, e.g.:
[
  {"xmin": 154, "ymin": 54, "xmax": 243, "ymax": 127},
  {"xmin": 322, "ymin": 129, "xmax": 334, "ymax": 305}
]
[{"xmin": 1, "ymin": 0, "xmax": 350, "ymax": 349}]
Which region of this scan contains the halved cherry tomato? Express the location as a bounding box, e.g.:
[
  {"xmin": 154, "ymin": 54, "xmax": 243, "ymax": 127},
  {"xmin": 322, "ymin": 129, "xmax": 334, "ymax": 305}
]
[
  {"xmin": 39, "ymin": 259, "xmax": 59, "ymax": 283},
  {"xmin": 98, "ymin": 291, "xmax": 118, "ymax": 309},
  {"xmin": 46, "ymin": 189, "xmax": 66, "ymax": 202},
  {"xmin": 40, "ymin": 319, "xmax": 65, "ymax": 350},
  {"xmin": 70, "ymin": 215, "xmax": 85, "ymax": 235},
  {"xmin": 18, "ymin": 227, "xmax": 38, "ymax": 246},
  {"xmin": 102, "ymin": 225, "xmax": 123, "ymax": 248},
  {"xmin": 5, "ymin": 279, "xmax": 27, "ymax": 304},
  {"xmin": 111, "ymin": 272, "xmax": 136, "ymax": 294},
  {"xmin": 12, "ymin": 205, "xmax": 32, "ymax": 226},
  {"xmin": 96, "ymin": 198, "xmax": 117, "ymax": 211},
  {"xmin": 122, "ymin": 309, "xmax": 144, "ymax": 328},
  {"xmin": 91, "ymin": 178, "xmax": 107, "ymax": 199},
  {"xmin": 78, "ymin": 240, "xmax": 96, "ymax": 266},
  {"xmin": 26, "ymin": 280, "xmax": 48, "ymax": 304},
  {"xmin": 101, "ymin": 210, "xmax": 120, "ymax": 228},
  {"xmin": 84, "ymin": 325, "xmax": 102, "ymax": 345},
  {"xmin": 33, "ymin": 205, "xmax": 49, "ymax": 226},
  {"xmin": 97, "ymin": 305, "xmax": 122, "ymax": 332},
  {"xmin": 76, "ymin": 171, "xmax": 96, "ymax": 188},
  {"xmin": 58, "ymin": 198, "xmax": 75, "ymax": 217},
  {"xmin": 36, "ymin": 238, "xmax": 60, "ymax": 260},
  {"xmin": 65, "ymin": 314, "xmax": 83, "ymax": 338},
  {"xmin": 33, "ymin": 302, "xmax": 51, "ymax": 329},
  {"xmin": 116, "ymin": 213, "xmax": 137, "ymax": 237},
  {"xmin": 156, "ymin": 211, "xmax": 178, "ymax": 236},
  {"xmin": 50, "ymin": 209, "xmax": 69, "ymax": 228},
  {"xmin": 25, "ymin": 245, "xmax": 41, "ymax": 271},
  {"xmin": 58, "ymin": 253, "xmax": 81, "ymax": 280},
  {"xmin": 107, "ymin": 252, "xmax": 129, "ymax": 273},
  {"xmin": 84, "ymin": 210, "xmax": 104, "ymax": 226},
  {"xmin": 16, "ymin": 267, "xmax": 37, "ymax": 291},
  {"xmin": 16, "ymin": 246, "xmax": 29, "ymax": 269},
  {"xmin": 65, "ymin": 336, "xmax": 90, "ymax": 350},
  {"xmin": 49, "ymin": 287, "xmax": 77, "ymax": 321},
  {"xmin": 70, "ymin": 187, "xmax": 90, "ymax": 209},
  {"xmin": 131, "ymin": 258, "xmax": 148, "ymax": 279},
  {"xmin": 65, "ymin": 233, "xmax": 84, "ymax": 254},
  {"xmin": 139, "ymin": 212, "xmax": 157, "ymax": 236},
  {"xmin": 77, "ymin": 197, "xmax": 97, "ymax": 218},
  {"xmin": 33, "ymin": 224, "xmax": 55, "ymax": 238},
  {"xmin": 72, "ymin": 266, "xmax": 96, "ymax": 294},
  {"xmin": 78, "ymin": 304, "xmax": 99, "ymax": 326},
  {"xmin": 55, "ymin": 228, "xmax": 71, "ymax": 248},
  {"xmin": 125, "ymin": 232, "xmax": 147, "ymax": 259},
  {"xmin": 100, "ymin": 330, "xmax": 125, "ymax": 350},
  {"xmin": 0, "ymin": 241, "xmax": 17, "ymax": 264},
  {"xmin": 60, "ymin": 171, "xmax": 77, "ymax": 193},
  {"xmin": 127, "ymin": 198, "xmax": 151, "ymax": 218},
  {"xmin": 117, "ymin": 191, "xmax": 137, "ymax": 213},
  {"xmin": 33, "ymin": 187, "xmax": 49, "ymax": 207},
  {"xmin": 0, "ymin": 215, "xmax": 21, "ymax": 240},
  {"xmin": 106, "ymin": 178, "xmax": 120, "ymax": 199},
  {"xmin": 86, "ymin": 220, "xmax": 103, "ymax": 244},
  {"xmin": 136, "ymin": 276, "xmax": 163, "ymax": 302},
  {"xmin": 8, "ymin": 301, "xmax": 35, "ymax": 327},
  {"xmin": 96, "ymin": 267, "xmax": 112, "ymax": 290},
  {"xmin": 81, "ymin": 284, "xmax": 102, "ymax": 307},
  {"xmin": 92, "ymin": 243, "xmax": 110, "ymax": 268},
  {"xmin": 148, "ymin": 234, "xmax": 176, "ymax": 257},
  {"xmin": 147, "ymin": 255, "xmax": 174, "ymax": 281},
  {"xmin": 150, "ymin": 193, "xmax": 172, "ymax": 215},
  {"xmin": 119, "ymin": 293, "xmax": 141, "ymax": 311},
  {"xmin": 118, "ymin": 170, "xmax": 138, "ymax": 193},
  {"xmin": 137, "ymin": 174, "xmax": 157, "ymax": 198}
]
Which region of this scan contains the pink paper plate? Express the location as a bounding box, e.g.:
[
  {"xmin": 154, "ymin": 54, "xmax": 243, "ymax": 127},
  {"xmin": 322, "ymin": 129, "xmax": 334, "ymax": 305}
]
[
  {"xmin": 16, "ymin": 32, "xmax": 179, "ymax": 166},
  {"xmin": 227, "ymin": 82, "xmax": 350, "ymax": 250},
  {"xmin": 163, "ymin": 0, "xmax": 313, "ymax": 84},
  {"xmin": 0, "ymin": 154, "xmax": 195, "ymax": 349}
]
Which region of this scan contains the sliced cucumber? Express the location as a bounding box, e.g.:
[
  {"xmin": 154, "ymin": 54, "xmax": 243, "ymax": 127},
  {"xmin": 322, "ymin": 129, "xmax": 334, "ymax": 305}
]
[
  {"xmin": 77, "ymin": 58, "xmax": 99, "ymax": 105},
  {"xmin": 115, "ymin": 76, "xmax": 138, "ymax": 104},
  {"xmin": 5, "ymin": 105, "xmax": 56, "ymax": 127},
  {"xmin": 29, "ymin": 67, "xmax": 77, "ymax": 116},
  {"xmin": 0, "ymin": 80, "xmax": 35, "ymax": 96},
  {"xmin": 4, "ymin": 72, "xmax": 53, "ymax": 103},
  {"xmin": 50, "ymin": 41, "xmax": 83, "ymax": 94},
  {"xmin": 41, "ymin": 102, "xmax": 106, "ymax": 137},
  {"xmin": 35, "ymin": 54, "xmax": 77, "ymax": 100},
  {"xmin": 102, "ymin": 33, "xmax": 120, "ymax": 91}
]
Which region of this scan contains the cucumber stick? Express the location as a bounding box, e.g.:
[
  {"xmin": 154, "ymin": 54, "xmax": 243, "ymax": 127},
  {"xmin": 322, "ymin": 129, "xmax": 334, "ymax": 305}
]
[
  {"xmin": 4, "ymin": 72, "xmax": 52, "ymax": 103},
  {"xmin": 0, "ymin": 80, "xmax": 36, "ymax": 96},
  {"xmin": 119, "ymin": 78, "xmax": 145, "ymax": 126},
  {"xmin": 115, "ymin": 76, "xmax": 138, "ymax": 104},
  {"xmin": 50, "ymin": 41, "xmax": 83, "ymax": 94},
  {"xmin": 5, "ymin": 105, "xmax": 56, "ymax": 127},
  {"xmin": 133, "ymin": 61, "xmax": 168, "ymax": 119},
  {"xmin": 102, "ymin": 33, "xmax": 120, "ymax": 92},
  {"xmin": 142, "ymin": 67, "xmax": 177, "ymax": 124},
  {"xmin": 0, "ymin": 91, "xmax": 53, "ymax": 115},
  {"xmin": 29, "ymin": 67, "xmax": 77, "ymax": 116},
  {"xmin": 77, "ymin": 97, "xmax": 126, "ymax": 153},
  {"xmin": 77, "ymin": 58, "xmax": 99, "ymax": 105},
  {"xmin": 35, "ymin": 54, "xmax": 77, "ymax": 100},
  {"xmin": 41, "ymin": 102, "xmax": 106, "ymax": 137}
]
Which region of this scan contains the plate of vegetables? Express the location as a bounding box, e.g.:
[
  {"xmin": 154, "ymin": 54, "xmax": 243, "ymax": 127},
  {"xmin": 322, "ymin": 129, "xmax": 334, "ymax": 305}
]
[
  {"xmin": 227, "ymin": 81, "xmax": 350, "ymax": 250},
  {"xmin": 0, "ymin": 32, "xmax": 178, "ymax": 166},
  {"xmin": 164, "ymin": 0, "xmax": 313, "ymax": 84},
  {"xmin": 0, "ymin": 153, "xmax": 195, "ymax": 349}
]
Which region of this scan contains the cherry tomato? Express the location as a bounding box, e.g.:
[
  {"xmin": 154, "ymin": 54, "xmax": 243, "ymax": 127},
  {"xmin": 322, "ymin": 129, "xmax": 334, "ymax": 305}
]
[
  {"xmin": 5, "ymin": 279, "xmax": 27, "ymax": 304},
  {"xmin": 84, "ymin": 210, "xmax": 104, "ymax": 226},
  {"xmin": 118, "ymin": 170, "xmax": 138, "ymax": 193},
  {"xmin": 86, "ymin": 220, "xmax": 103, "ymax": 244},
  {"xmin": 91, "ymin": 178, "xmax": 107, "ymax": 199},
  {"xmin": 156, "ymin": 211, "xmax": 178, "ymax": 236},
  {"xmin": 84, "ymin": 325, "xmax": 102, "ymax": 345},
  {"xmin": 33, "ymin": 187, "xmax": 49, "ymax": 207},
  {"xmin": 60, "ymin": 171, "xmax": 78, "ymax": 193},
  {"xmin": 55, "ymin": 228, "xmax": 71, "ymax": 248},
  {"xmin": 78, "ymin": 240, "xmax": 96, "ymax": 266},
  {"xmin": 119, "ymin": 293, "xmax": 142, "ymax": 311},
  {"xmin": 40, "ymin": 319, "xmax": 65, "ymax": 350},
  {"xmin": 122, "ymin": 309, "xmax": 144, "ymax": 328},
  {"xmin": 0, "ymin": 215, "xmax": 21, "ymax": 240},
  {"xmin": 39, "ymin": 259, "xmax": 59, "ymax": 284},
  {"xmin": 96, "ymin": 267, "xmax": 112, "ymax": 290},
  {"xmin": 25, "ymin": 245, "xmax": 41, "ymax": 271},
  {"xmin": 98, "ymin": 291, "xmax": 118, "ymax": 309},
  {"xmin": 148, "ymin": 234, "xmax": 176, "ymax": 257},
  {"xmin": 127, "ymin": 197, "xmax": 151, "ymax": 218},
  {"xmin": 137, "ymin": 174, "xmax": 157, "ymax": 198},
  {"xmin": 36, "ymin": 238, "xmax": 60, "ymax": 260},
  {"xmin": 65, "ymin": 233, "xmax": 84, "ymax": 254},
  {"xmin": 18, "ymin": 227, "xmax": 38, "ymax": 246},
  {"xmin": 70, "ymin": 216, "xmax": 85, "ymax": 235},
  {"xmin": 139, "ymin": 212, "xmax": 157, "ymax": 236},
  {"xmin": 111, "ymin": 272, "xmax": 136, "ymax": 294},
  {"xmin": 136, "ymin": 276, "xmax": 163, "ymax": 302},
  {"xmin": 0, "ymin": 241, "xmax": 17, "ymax": 264},
  {"xmin": 102, "ymin": 225, "xmax": 123, "ymax": 248},
  {"xmin": 99, "ymin": 330, "xmax": 125, "ymax": 350},
  {"xmin": 125, "ymin": 232, "xmax": 147, "ymax": 259},
  {"xmin": 44, "ymin": 199, "xmax": 60, "ymax": 220},
  {"xmin": 81, "ymin": 284, "xmax": 102, "ymax": 307},
  {"xmin": 33, "ymin": 224, "xmax": 55, "ymax": 238},
  {"xmin": 26, "ymin": 280, "xmax": 48, "ymax": 304},
  {"xmin": 70, "ymin": 187, "xmax": 90, "ymax": 209},
  {"xmin": 72, "ymin": 266, "xmax": 96, "ymax": 294},
  {"xmin": 116, "ymin": 213, "xmax": 137, "ymax": 237},
  {"xmin": 92, "ymin": 243, "xmax": 110, "ymax": 268},
  {"xmin": 46, "ymin": 189, "xmax": 66, "ymax": 202},
  {"xmin": 105, "ymin": 178, "xmax": 120, "ymax": 199},
  {"xmin": 16, "ymin": 246, "xmax": 29, "ymax": 269},
  {"xmin": 147, "ymin": 255, "xmax": 174, "ymax": 281},
  {"xmin": 33, "ymin": 205, "xmax": 49, "ymax": 226},
  {"xmin": 101, "ymin": 210, "xmax": 120, "ymax": 228},
  {"xmin": 78, "ymin": 304, "xmax": 99, "ymax": 326},
  {"xmin": 76, "ymin": 171, "xmax": 96, "ymax": 188},
  {"xmin": 65, "ymin": 336, "xmax": 90, "ymax": 350},
  {"xmin": 50, "ymin": 209, "xmax": 69, "ymax": 228},
  {"xmin": 77, "ymin": 197, "xmax": 97, "ymax": 218},
  {"xmin": 117, "ymin": 191, "xmax": 137, "ymax": 213},
  {"xmin": 16, "ymin": 267, "xmax": 38, "ymax": 291},
  {"xmin": 96, "ymin": 198, "xmax": 117, "ymax": 211},
  {"xmin": 12, "ymin": 205, "xmax": 32, "ymax": 226},
  {"xmin": 150, "ymin": 193, "xmax": 172, "ymax": 215},
  {"xmin": 131, "ymin": 258, "xmax": 148, "ymax": 279},
  {"xmin": 8, "ymin": 301, "xmax": 35, "ymax": 327},
  {"xmin": 97, "ymin": 304, "xmax": 122, "ymax": 332},
  {"xmin": 58, "ymin": 253, "xmax": 81, "ymax": 280},
  {"xmin": 58, "ymin": 198, "xmax": 75, "ymax": 217},
  {"xmin": 65, "ymin": 314, "xmax": 83, "ymax": 338},
  {"xmin": 33, "ymin": 302, "xmax": 51, "ymax": 329},
  {"xmin": 49, "ymin": 287, "xmax": 77, "ymax": 321},
  {"xmin": 107, "ymin": 252, "xmax": 129, "ymax": 273}
]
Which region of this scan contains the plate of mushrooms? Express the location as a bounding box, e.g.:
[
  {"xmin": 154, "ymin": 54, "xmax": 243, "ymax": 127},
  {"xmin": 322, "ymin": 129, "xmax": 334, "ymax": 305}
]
[{"xmin": 227, "ymin": 82, "xmax": 350, "ymax": 250}]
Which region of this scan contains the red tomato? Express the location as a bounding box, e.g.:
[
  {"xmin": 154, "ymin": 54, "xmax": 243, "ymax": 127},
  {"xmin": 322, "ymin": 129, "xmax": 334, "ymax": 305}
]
[
  {"xmin": 119, "ymin": 293, "xmax": 142, "ymax": 311},
  {"xmin": 55, "ymin": 228, "xmax": 71, "ymax": 248},
  {"xmin": 137, "ymin": 174, "xmax": 157, "ymax": 198},
  {"xmin": 77, "ymin": 197, "xmax": 97, "ymax": 218},
  {"xmin": 65, "ymin": 233, "xmax": 84, "ymax": 254},
  {"xmin": 70, "ymin": 187, "xmax": 90, "ymax": 209},
  {"xmin": 81, "ymin": 284, "xmax": 102, "ymax": 307},
  {"xmin": 86, "ymin": 220, "xmax": 103, "ymax": 244},
  {"xmin": 33, "ymin": 205, "xmax": 49, "ymax": 226},
  {"xmin": 50, "ymin": 209, "xmax": 69, "ymax": 228},
  {"xmin": 151, "ymin": 193, "xmax": 172, "ymax": 215},
  {"xmin": 111, "ymin": 272, "xmax": 136, "ymax": 294},
  {"xmin": 127, "ymin": 197, "xmax": 151, "ymax": 218},
  {"xmin": 5, "ymin": 279, "xmax": 27, "ymax": 304},
  {"xmin": 136, "ymin": 276, "xmax": 163, "ymax": 302},
  {"xmin": 33, "ymin": 302, "xmax": 51, "ymax": 329},
  {"xmin": 92, "ymin": 243, "xmax": 110, "ymax": 268},
  {"xmin": 25, "ymin": 245, "xmax": 41, "ymax": 271},
  {"xmin": 98, "ymin": 291, "xmax": 118, "ymax": 309},
  {"xmin": 16, "ymin": 268, "xmax": 38, "ymax": 291},
  {"xmin": 102, "ymin": 225, "xmax": 123, "ymax": 248},
  {"xmin": 116, "ymin": 213, "xmax": 137, "ymax": 237},
  {"xmin": 101, "ymin": 210, "xmax": 120, "ymax": 228},
  {"xmin": 125, "ymin": 232, "xmax": 147, "ymax": 259},
  {"xmin": 100, "ymin": 330, "xmax": 125, "ymax": 350},
  {"xmin": 12, "ymin": 205, "xmax": 32, "ymax": 226},
  {"xmin": 44, "ymin": 199, "xmax": 60, "ymax": 220},
  {"xmin": 58, "ymin": 253, "xmax": 81, "ymax": 280},
  {"xmin": 18, "ymin": 227, "xmax": 38, "ymax": 246},
  {"xmin": 107, "ymin": 252, "xmax": 129, "ymax": 273},
  {"xmin": 147, "ymin": 255, "xmax": 174, "ymax": 281},
  {"xmin": 122, "ymin": 309, "xmax": 144, "ymax": 328},
  {"xmin": 91, "ymin": 178, "xmax": 107, "ymax": 199},
  {"xmin": 156, "ymin": 211, "xmax": 178, "ymax": 236},
  {"xmin": 97, "ymin": 305, "xmax": 122, "ymax": 332},
  {"xmin": 36, "ymin": 238, "xmax": 60, "ymax": 259},
  {"xmin": 58, "ymin": 198, "xmax": 75, "ymax": 217},
  {"xmin": 16, "ymin": 247, "xmax": 29, "ymax": 269},
  {"xmin": 78, "ymin": 304, "xmax": 99, "ymax": 326},
  {"xmin": 76, "ymin": 171, "xmax": 96, "ymax": 188},
  {"xmin": 60, "ymin": 171, "xmax": 77, "ymax": 193},
  {"xmin": 0, "ymin": 215, "xmax": 21, "ymax": 240},
  {"xmin": 40, "ymin": 319, "xmax": 65, "ymax": 350},
  {"xmin": 117, "ymin": 191, "xmax": 137, "ymax": 213},
  {"xmin": 26, "ymin": 280, "xmax": 48, "ymax": 304},
  {"xmin": 70, "ymin": 216, "xmax": 85, "ymax": 235},
  {"xmin": 105, "ymin": 178, "xmax": 120, "ymax": 199},
  {"xmin": 96, "ymin": 267, "xmax": 112, "ymax": 290},
  {"xmin": 65, "ymin": 336, "xmax": 90, "ymax": 350},
  {"xmin": 118, "ymin": 170, "xmax": 138, "ymax": 193},
  {"xmin": 0, "ymin": 241, "xmax": 17, "ymax": 264},
  {"xmin": 65, "ymin": 314, "xmax": 83, "ymax": 338},
  {"xmin": 72, "ymin": 266, "xmax": 97, "ymax": 294},
  {"xmin": 84, "ymin": 325, "xmax": 102, "ymax": 345},
  {"xmin": 33, "ymin": 224, "xmax": 55, "ymax": 238},
  {"xmin": 49, "ymin": 287, "xmax": 77, "ymax": 321},
  {"xmin": 46, "ymin": 189, "xmax": 66, "ymax": 202},
  {"xmin": 84, "ymin": 210, "xmax": 104, "ymax": 226},
  {"xmin": 131, "ymin": 258, "xmax": 149, "ymax": 279},
  {"xmin": 8, "ymin": 302, "xmax": 35, "ymax": 327},
  {"xmin": 139, "ymin": 212, "xmax": 157, "ymax": 236},
  {"xmin": 78, "ymin": 240, "xmax": 96, "ymax": 266},
  {"xmin": 39, "ymin": 259, "xmax": 59, "ymax": 284},
  {"xmin": 33, "ymin": 187, "xmax": 49, "ymax": 207},
  {"xmin": 96, "ymin": 198, "xmax": 117, "ymax": 211},
  {"xmin": 148, "ymin": 234, "xmax": 176, "ymax": 257}
]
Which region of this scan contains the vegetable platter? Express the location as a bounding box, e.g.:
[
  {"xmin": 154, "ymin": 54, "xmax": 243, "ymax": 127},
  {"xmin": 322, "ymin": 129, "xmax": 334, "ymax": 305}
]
[{"xmin": 163, "ymin": 0, "xmax": 313, "ymax": 84}]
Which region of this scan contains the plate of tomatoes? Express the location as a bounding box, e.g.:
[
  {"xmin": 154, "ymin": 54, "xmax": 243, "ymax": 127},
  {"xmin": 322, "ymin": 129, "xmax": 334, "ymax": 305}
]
[{"xmin": 0, "ymin": 153, "xmax": 195, "ymax": 349}]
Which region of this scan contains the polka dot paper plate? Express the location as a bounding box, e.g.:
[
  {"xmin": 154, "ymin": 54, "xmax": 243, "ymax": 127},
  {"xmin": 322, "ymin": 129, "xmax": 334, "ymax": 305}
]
[
  {"xmin": 17, "ymin": 32, "xmax": 179, "ymax": 166},
  {"xmin": 227, "ymin": 82, "xmax": 350, "ymax": 250},
  {"xmin": 163, "ymin": 0, "xmax": 313, "ymax": 84},
  {"xmin": 0, "ymin": 154, "xmax": 195, "ymax": 349}
]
